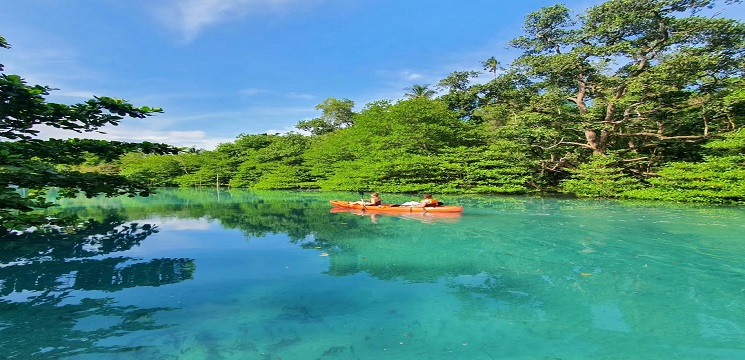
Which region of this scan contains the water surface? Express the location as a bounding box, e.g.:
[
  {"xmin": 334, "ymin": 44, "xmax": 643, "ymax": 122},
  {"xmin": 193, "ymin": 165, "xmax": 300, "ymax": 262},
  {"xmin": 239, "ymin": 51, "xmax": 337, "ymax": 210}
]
[{"xmin": 1, "ymin": 189, "xmax": 744, "ymax": 359}]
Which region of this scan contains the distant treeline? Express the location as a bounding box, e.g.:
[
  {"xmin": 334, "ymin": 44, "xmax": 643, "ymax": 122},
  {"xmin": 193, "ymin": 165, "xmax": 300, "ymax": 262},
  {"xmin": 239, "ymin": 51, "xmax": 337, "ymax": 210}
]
[{"xmin": 81, "ymin": 0, "xmax": 745, "ymax": 204}]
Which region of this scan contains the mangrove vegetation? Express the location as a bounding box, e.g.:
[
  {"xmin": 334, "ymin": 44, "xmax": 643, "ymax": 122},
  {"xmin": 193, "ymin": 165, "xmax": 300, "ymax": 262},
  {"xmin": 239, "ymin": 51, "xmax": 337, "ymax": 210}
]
[{"xmin": 3, "ymin": 0, "xmax": 745, "ymax": 234}]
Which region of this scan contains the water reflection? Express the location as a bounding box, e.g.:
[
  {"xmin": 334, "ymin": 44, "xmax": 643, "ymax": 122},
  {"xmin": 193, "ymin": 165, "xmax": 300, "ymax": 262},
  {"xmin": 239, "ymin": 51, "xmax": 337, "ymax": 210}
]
[
  {"xmin": 1, "ymin": 189, "xmax": 742, "ymax": 359},
  {"xmin": 314, "ymin": 201, "xmax": 745, "ymax": 358},
  {"xmin": 0, "ymin": 213, "xmax": 194, "ymax": 359}
]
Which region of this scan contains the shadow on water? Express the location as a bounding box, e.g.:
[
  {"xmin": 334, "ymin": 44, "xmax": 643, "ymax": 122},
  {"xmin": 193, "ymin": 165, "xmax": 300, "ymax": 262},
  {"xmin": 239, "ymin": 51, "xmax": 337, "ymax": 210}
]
[{"xmin": 0, "ymin": 211, "xmax": 194, "ymax": 359}]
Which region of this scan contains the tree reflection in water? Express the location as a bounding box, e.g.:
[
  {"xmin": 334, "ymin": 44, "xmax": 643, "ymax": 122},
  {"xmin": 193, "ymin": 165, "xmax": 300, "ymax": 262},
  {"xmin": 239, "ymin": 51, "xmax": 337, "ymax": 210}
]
[{"xmin": 0, "ymin": 214, "xmax": 195, "ymax": 359}]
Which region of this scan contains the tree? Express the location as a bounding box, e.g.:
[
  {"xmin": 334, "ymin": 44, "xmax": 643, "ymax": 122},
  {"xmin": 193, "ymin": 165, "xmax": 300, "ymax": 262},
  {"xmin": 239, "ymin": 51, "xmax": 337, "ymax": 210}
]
[
  {"xmin": 439, "ymin": 141, "xmax": 540, "ymax": 194},
  {"xmin": 251, "ymin": 133, "xmax": 313, "ymax": 189},
  {"xmin": 295, "ymin": 97, "xmax": 356, "ymax": 135},
  {"xmin": 118, "ymin": 153, "xmax": 183, "ymax": 187},
  {"xmin": 621, "ymin": 129, "xmax": 745, "ymax": 203},
  {"xmin": 481, "ymin": 56, "xmax": 500, "ymax": 79},
  {"xmin": 227, "ymin": 133, "xmax": 313, "ymax": 189},
  {"xmin": 560, "ymin": 155, "xmax": 644, "ymax": 198},
  {"xmin": 436, "ymin": 70, "xmax": 482, "ymax": 120},
  {"xmin": 509, "ymin": 0, "xmax": 745, "ymax": 158},
  {"xmin": 0, "ymin": 36, "xmax": 179, "ymax": 234},
  {"xmin": 226, "ymin": 133, "xmax": 284, "ymax": 188},
  {"xmin": 403, "ymin": 84, "xmax": 436, "ymax": 99},
  {"xmin": 306, "ymin": 97, "xmax": 476, "ymax": 192}
]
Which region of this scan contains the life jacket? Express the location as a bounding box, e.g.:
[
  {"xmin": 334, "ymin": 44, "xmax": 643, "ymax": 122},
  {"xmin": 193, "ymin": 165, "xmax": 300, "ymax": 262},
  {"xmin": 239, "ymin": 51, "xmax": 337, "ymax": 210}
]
[{"xmin": 424, "ymin": 198, "xmax": 439, "ymax": 207}]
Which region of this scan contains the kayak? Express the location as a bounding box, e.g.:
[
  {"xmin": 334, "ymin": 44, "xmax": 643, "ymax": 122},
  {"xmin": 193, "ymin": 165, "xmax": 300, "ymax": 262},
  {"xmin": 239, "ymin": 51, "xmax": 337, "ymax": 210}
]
[
  {"xmin": 330, "ymin": 207, "xmax": 462, "ymax": 222},
  {"xmin": 329, "ymin": 200, "xmax": 463, "ymax": 213}
]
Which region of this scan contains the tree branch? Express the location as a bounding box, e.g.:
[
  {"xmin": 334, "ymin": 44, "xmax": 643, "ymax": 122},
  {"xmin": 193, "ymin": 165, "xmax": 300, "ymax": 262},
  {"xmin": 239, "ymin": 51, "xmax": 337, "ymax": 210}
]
[{"xmin": 617, "ymin": 132, "xmax": 710, "ymax": 141}]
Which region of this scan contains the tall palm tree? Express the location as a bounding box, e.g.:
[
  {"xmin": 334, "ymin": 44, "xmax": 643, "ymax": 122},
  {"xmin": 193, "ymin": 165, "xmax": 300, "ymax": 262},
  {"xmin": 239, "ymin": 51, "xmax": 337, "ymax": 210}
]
[
  {"xmin": 482, "ymin": 56, "xmax": 500, "ymax": 79},
  {"xmin": 403, "ymin": 84, "xmax": 436, "ymax": 99}
]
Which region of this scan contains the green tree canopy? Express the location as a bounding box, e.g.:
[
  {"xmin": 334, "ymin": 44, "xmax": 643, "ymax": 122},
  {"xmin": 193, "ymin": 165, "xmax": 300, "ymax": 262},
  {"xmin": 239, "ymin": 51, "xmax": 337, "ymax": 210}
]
[
  {"xmin": 295, "ymin": 97, "xmax": 356, "ymax": 135},
  {"xmin": 0, "ymin": 36, "xmax": 178, "ymax": 235},
  {"xmin": 509, "ymin": 0, "xmax": 745, "ymax": 158},
  {"xmin": 404, "ymin": 84, "xmax": 436, "ymax": 99}
]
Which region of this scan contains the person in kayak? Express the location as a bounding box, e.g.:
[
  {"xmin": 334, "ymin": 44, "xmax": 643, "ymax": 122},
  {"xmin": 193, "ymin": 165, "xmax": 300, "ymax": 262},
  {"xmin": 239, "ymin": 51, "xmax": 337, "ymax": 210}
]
[
  {"xmin": 421, "ymin": 194, "xmax": 439, "ymax": 207},
  {"xmin": 400, "ymin": 194, "xmax": 439, "ymax": 207},
  {"xmin": 351, "ymin": 192, "xmax": 382, "ymax": 206}
]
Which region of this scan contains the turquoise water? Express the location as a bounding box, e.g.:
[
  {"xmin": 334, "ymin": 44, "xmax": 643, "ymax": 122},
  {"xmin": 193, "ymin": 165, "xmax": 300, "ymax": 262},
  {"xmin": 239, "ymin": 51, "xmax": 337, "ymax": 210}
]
[{"xmin": 1, "ymin": 189, "xmax": 744, "ymax": 359}]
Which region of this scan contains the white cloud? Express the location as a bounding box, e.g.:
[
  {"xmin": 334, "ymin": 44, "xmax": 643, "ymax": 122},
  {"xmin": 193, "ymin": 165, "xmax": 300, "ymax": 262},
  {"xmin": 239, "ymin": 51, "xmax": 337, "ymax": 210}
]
[
  {"xmin": 35, "ymin": 124, "xmax": 234, "ymax": 151},
  {"xmin": 375, "ymin": 69, "xmax": 429, "ymax": 87},
  {"xmin": 157, "ymin": 0, "xmax": 313, "ymax": 42},
  {"xmin": 240, "ymin": 87, "xmax": 272, "ymax": 96},
  {"xmin": 286, "ymin": 92, "xmax": 316, "ymax": 100},
  {"xmin": 401, "ymin": 71, "xmax": 423, "ymax": 81},
  {"xmin": 28, "ymin": 103, "xmax": 319, "ymax": 150}
]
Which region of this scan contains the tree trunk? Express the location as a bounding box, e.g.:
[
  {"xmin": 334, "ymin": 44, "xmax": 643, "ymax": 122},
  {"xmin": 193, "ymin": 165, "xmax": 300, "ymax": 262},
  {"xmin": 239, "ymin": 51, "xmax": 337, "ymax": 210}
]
[{"xmin": 585, "ymin": 128, "xmax": 608, "ymax": 155}]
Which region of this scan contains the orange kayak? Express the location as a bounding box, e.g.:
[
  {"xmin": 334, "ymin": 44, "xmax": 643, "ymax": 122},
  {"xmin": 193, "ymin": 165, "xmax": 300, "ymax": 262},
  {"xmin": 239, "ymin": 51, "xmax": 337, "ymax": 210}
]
[
  {"xmin": 329, "ymin": 200, "xmax": 463, "ymax": 213},
  {"xmin": 330, "ymin": 207, "xmax": 462, "ymax": 223}
]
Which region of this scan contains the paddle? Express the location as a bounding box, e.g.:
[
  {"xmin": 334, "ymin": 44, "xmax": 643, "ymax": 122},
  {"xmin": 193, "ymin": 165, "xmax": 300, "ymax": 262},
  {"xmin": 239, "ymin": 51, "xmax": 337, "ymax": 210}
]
[{"xmin": 358, "ymin": 190, "xmax": 366, "ymax": 211}]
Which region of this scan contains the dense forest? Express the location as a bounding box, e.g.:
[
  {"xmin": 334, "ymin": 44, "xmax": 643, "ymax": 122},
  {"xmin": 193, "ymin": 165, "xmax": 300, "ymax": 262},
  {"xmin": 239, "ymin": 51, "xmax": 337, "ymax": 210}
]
[
  {"xmin": 2, "ymin": 0, "xmax": 745, "ymax": 234},
  {"xmin": 111, "ymin": 0, "xmax": 745, "ymax": 200}
]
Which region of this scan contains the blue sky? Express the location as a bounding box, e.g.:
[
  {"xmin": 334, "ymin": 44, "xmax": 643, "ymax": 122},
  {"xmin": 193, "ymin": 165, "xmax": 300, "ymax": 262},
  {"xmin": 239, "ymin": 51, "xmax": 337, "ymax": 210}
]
[{"xmin": 2, "ymin": 0, "xmax": 744, "ymax": 150}]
